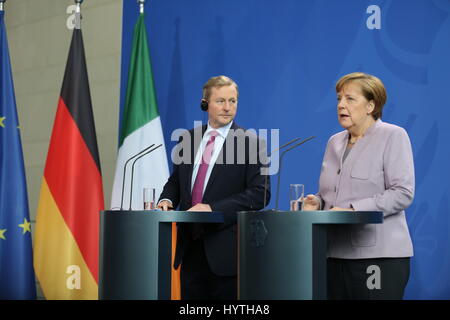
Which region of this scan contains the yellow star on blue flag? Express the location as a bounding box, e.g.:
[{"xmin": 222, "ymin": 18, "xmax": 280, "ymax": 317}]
[
  {"xmin": 0, "ymin": 10, "xmax": 36, "ymax": 299},
  {"xmin": 18, "ymin": 218, "xmax": 31, "ymax": 234}
]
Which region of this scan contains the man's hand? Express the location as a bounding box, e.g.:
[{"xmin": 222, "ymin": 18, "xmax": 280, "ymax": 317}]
[
  {"xmin": 157, "ymin": 200, "xmax": 173, "ymax": 211},
  {"xmin": 187, "ymin": 203, "xmax": 212, "ymax": 212}
]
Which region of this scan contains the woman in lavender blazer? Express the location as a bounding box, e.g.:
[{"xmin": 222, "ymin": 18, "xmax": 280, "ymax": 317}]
[{"xmin": 304, "ymin": 72, "xmax": 415, "ymax": 300}]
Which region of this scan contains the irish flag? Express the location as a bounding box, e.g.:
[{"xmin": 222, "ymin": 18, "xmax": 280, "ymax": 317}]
[
  {"xmin": 33, "ymin": 24, "xmax": 104, "ymax": 299},
  {"xmin": 110, "ymin": 15, "xmax": 169, "ymax": 211},
  {"xmin": 111, "ymin": 14, "xmax": 179, "ymax": 298}
]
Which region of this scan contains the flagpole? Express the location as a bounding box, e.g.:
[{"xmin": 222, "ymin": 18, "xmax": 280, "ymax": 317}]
[
  {"xmin": 138, "ymin": 0, "xmax": 145, "ymax": 14},
  {"xmin": 0, "ymin": 0, "xmax": 6, "ymax": 12},
  {"xmin": 74, "ymin": 0, "xmax": 83, "ymax": 29}
]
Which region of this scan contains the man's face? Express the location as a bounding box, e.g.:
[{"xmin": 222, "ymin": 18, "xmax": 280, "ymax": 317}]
[{"xmin": 207, "ymin": 85, "xmax": 238, "ymax": 128}]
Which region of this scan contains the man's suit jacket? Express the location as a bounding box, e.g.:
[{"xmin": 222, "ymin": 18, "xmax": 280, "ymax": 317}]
[
  {"xmin": 317, "ymin": 119, "xmax": 414, "ymax": 259},
  {"xmin": 159, "ymin": 122, "xmax": 269, "ymax": 276}
]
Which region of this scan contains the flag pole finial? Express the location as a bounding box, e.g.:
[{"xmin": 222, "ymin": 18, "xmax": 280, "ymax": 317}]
[
  {"xmin": 75, "ymin": 0, "xmax": 83, "ymax": 12},
  {"xmin": 74, "ymin": 0, "xmax": 83, "ymax": 29},
  {"xmin": 0, "ymin": 0, "xmax": 6, "ymax": 12},
  {"xmin": 138, "ymin": 0, "xmax": 145, "ymax": 14}
]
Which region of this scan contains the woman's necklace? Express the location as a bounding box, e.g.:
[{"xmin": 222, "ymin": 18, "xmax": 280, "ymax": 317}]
[
  {"xmin": 348, "ymin": 136, "xmax": 360, "ymax": 145},
  {"xmin": 349, "ymin": 120, "xmax": 373, "ymax": 146}
]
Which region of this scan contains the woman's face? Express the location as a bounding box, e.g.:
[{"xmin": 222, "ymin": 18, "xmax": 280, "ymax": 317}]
[{"xmin": 337, "ymin": 82, "xmax": 374, "ymax": 131}]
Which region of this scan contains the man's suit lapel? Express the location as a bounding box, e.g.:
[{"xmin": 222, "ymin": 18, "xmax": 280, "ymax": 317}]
[{"xmin": 203, "ymin": 145, "xmax": 225, "ymax": 198}]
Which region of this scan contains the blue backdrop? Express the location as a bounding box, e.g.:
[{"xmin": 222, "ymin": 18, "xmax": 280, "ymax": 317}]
[{"xmin": 121, "ymin": 0, "xmax": 450, "ymax": 299}]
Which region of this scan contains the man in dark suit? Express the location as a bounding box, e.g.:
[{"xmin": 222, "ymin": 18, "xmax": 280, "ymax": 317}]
[{"xmin": 158, "ymin": 75, "xmax": 269, "ymax": 300}]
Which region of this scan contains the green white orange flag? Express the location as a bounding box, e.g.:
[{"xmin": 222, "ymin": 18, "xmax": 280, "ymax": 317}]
[
  {"xmin": 110, "ymin": 14, "xmax": 179, "ymax": 298},
  {"xmin": 110, "ymin": 14, "xmax": 169, "ymax": 211},
  {"xmin": 33, "ymin": 26, "xmax": 104, "ymax": 300}
]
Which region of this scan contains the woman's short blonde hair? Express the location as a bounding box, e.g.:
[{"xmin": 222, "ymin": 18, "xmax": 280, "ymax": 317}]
[
  {"xmin": 202, "ymin": 75, "xmax": 239, "ymax": 100},
  {"xmin": 336, "ymin": 72, "xmax": 387, "ymax": 120}
]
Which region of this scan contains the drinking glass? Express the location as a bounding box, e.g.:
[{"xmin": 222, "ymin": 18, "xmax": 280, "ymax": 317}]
[
  {"xmin": 289, "ymin": 184, "xmax": 304, "ymax": 211},
  {"xmin": 143, "ymin": 187, "xmax": 156, "ymax": 210}
]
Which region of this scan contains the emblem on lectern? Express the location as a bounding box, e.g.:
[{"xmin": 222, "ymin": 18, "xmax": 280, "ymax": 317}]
[{"xmin": 249, "ymin": 219, "xmax": 268, "ymax": 247}]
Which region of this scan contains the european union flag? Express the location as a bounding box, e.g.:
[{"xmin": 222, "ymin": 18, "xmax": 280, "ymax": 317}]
[{"xmin": 0, "ymin": 10, "xmax": 36, "ymax": 299}]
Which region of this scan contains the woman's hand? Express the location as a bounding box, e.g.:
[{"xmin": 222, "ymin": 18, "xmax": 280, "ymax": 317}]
[
  {"xmin": 303, "ymin": 194, "xmax": 320, "ymax": 211},
  {"xmin": 330, "ymin": 207, "xmax": 355, "ymax": 212}
]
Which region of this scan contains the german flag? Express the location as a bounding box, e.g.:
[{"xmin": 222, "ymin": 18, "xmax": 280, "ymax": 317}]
[{"xmin": 33, "ymin": 26, "xmax": 104, "ymax": 300}]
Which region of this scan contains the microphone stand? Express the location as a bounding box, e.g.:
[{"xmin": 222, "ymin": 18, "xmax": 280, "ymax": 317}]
[
  {"xmin": 263, "ymin": 137, "xmax": 303, "ymax": 208},
  {"xmin": 120, "ymin": 144, "xmax": 155, "ymax": 210},
  {"xmin": 275, "ymin": 136, "xmax": 315, "ymax": 210},
  {"xmin": 128, "ymin": 144, "xmax": 163, "ymax": 210}
]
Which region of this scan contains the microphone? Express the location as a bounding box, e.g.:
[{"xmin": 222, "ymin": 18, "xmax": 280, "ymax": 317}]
[
  {"xmin": 128, "ymin": 144, "xmax": 163, "ymax": 210},
  {"xmin": 120, "ymin": 144, "xmax": 155, "ymax": 210},
  {"xmin": 275, "ymin": 136, "xmax": 315, "ymax": 211},
  {"xmin": 263, "ymin": 137, "xmax": 304, "ymax": 208}
]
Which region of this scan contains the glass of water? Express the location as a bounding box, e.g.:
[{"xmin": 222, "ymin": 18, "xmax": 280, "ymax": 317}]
[
  {"xmin": 143, "ymin": 187, "xmax": 156, "ymax": 210},
  {"xmin": 289, "ymin": 184, "xmax": 304, "ymax": 211}
]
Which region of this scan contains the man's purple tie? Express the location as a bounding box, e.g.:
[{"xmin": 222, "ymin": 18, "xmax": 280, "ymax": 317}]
[{"xmin": 191, "ymin": 130, "xmax": 219, "ymax": 206}]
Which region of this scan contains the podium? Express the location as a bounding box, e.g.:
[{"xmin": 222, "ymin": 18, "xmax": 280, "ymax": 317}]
[
  {"xmin": 99, "ymin": 210, "xmax": 224, "ymax": 300},
  {"xmin": 238, "ymin": 210, "xmax": 383, "ymax": 300}
]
